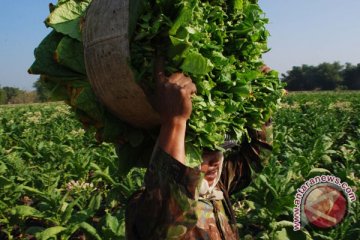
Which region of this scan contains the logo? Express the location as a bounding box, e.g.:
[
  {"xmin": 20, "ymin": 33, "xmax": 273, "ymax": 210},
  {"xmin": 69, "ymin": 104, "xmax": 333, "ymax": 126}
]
[
  {"xmin": 293, "ymin": 175, "xmax": 356, "ymax": 231},
  {"xmin": 303, "ymin": 184, "xmax": 347, "ymax": 228}
]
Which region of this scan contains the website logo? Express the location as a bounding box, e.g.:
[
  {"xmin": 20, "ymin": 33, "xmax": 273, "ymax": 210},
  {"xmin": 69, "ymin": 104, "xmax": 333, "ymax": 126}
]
[{"xmin": 293, "ymin": 175, "xmax": 356, "ymax": 231}]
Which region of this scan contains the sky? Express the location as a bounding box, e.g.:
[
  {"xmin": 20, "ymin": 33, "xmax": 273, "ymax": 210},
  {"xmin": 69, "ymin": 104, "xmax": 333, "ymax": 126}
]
[{"xmin": 0, "ymin": 0, "xmax": 360, "ymax": 90}]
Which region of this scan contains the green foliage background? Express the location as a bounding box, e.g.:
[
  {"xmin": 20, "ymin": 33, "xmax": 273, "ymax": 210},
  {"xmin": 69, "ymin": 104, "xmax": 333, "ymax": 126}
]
[{"xmin": 1, "ymin": 92, "xmax": 359, "ymax": 239}]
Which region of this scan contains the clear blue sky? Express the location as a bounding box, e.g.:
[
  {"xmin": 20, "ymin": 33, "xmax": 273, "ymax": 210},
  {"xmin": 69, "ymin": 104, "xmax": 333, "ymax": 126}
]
[{"xmin": 0, "ymin": 0, "xmax": 360, "ymax": 90}]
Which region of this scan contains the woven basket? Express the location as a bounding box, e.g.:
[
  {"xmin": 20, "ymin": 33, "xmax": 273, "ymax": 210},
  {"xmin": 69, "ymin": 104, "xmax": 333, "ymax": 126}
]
[{"xmin": 83, "ymin": 0, "xmax": 160, "ymax": 128}]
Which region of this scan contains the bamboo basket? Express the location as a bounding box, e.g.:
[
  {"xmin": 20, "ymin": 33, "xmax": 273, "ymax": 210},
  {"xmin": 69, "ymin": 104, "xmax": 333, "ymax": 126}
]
[{"xmin": 83, "ymin": 0, "xmax": 160, "ymax": 128}]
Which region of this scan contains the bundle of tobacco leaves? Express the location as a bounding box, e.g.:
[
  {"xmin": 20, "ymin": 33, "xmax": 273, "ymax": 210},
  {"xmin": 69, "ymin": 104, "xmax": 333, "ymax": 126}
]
[{"xmin": 29, "ymin": 0, "xmax": 284, "ymax": 173}]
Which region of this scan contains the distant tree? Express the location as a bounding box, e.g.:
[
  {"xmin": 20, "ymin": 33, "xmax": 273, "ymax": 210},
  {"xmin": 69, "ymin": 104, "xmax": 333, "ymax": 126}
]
[
  {"xmin": 282, "ymin": 62, "xmax": 344, "ymax": 91},
  {"xmin": 315, "ymin": 62, "xmax": 343, "ymax": 90},
  {"xmin": 2, "ymin": 87, "xmax": 22, "ymax": 103},
  {"xmin": 33, "ymin": 78, "xmax": 55, "ymax": 102},
  {"xmin": 282, "ymin": 65, "xmax": 318, "ymax": 91},
  {"xmin": 0, "ymin": 87, "xmax": 7, "ymax": 104},
  {"xmin": 342, "ymin": 63, "xmax": 360, "ymax": 90},
  {"xmin": 9, "ymin": 91, "xmax": 38, "ymax": 104}
]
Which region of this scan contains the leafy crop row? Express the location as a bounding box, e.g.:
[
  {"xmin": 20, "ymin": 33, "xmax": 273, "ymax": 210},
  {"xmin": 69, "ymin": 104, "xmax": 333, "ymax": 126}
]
[{"xmin": 1, "ymin": 92, "xmax": 359, "ymax": 239}]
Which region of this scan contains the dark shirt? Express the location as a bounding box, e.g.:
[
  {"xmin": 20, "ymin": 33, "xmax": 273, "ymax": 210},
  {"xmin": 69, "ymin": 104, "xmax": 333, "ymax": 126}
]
[{"xmin": 125, "ymin": 125, "xmax": 272, "ymax": 240}]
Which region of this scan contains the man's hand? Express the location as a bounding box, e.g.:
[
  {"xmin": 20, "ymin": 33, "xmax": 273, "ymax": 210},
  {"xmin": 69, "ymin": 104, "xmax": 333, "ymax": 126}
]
[
  {"xmin": 154, "ymin": 68, "xmax": 196, "ymax": 164},
  {"xmin": 156, "ymin": 72, "xmax": 196, "ymax": 123},
  {"xmin": 260, "ymin": 65, "xmax": 271, "ymax": 74}
]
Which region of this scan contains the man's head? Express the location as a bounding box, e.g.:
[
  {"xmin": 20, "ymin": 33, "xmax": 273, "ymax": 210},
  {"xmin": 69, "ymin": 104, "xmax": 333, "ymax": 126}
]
[
  {"xmin": 200, "ymin": 136, "xmax": 238, "ymax": 187},
  {"xmin": 200, "ymin": 150, "xmax": 224, "ymax": 186}
]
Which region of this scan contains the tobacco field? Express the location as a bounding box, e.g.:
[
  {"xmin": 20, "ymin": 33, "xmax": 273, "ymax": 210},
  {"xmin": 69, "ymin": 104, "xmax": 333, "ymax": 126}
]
[{"xmin": 0, "ymin": 91, "xmax": 359, "ymax": 240}]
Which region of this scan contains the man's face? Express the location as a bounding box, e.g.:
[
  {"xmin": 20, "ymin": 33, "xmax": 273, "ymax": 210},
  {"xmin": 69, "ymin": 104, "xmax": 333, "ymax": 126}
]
[{"xmin": 200, "ymin": 150, "xmax": 223, "ymax": 186}]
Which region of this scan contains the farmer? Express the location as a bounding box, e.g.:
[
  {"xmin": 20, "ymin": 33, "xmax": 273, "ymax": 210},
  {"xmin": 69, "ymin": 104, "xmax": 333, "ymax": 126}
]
[{"xmin": 125, "ymin": 71, "xmax": 272, "ymax": 239}]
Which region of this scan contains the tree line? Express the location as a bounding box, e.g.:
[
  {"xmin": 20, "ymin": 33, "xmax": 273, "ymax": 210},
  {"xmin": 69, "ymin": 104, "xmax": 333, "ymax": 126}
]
[
  {"xmin": 0, "ymin": 80, "xmax": 53, "ymax": 105},
  {"xmin": 282, "ymin": 62, "xmax": 360, "ymax": 91},
  {"xmin": 0, "ymin": 87, "xmax": 38, "ymax": 105}
]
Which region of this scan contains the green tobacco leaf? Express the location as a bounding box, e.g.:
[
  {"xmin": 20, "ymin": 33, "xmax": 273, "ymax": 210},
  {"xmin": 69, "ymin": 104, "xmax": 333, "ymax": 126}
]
[
  {"xmin": 88, "ymin": 194, "xmax": 102, "ymax": 213},
  {"xmin": 29, "ymin": 31, "xmax": 82, "ymax": 78},
  {"xmin": 56, "ymin": 36, "xmax": 86, "ymax": 74},
  {"xmin": 105, "ymin": 213, "xmax": 119, "ymax": 233},
  {"xmin": 0, "ymin": 161, "xmax": 7, "ymax": 174},
  {"xmin": 0, "ymin": 176, "xmax": 12, "ymax": 188},
  {"xmin": 93, "ymin": 170, "xmax": 117, "ymax": 185},
  {"xmin": 37, "ymin": 76, "xmax": 70, "ymax": 101},
  {"xmin": 259, "ymin": 174, "xmax": 278, "ymax": 199},
  {"xmin": 230, "ymin": 85, "xmax": 251, "ymax": 97},
  {"xmin": 273, "ymin": 225, "xmax": 312, "ymax": 240},
  {"xmin": 320, "ymin": 154, "xmax": 332, "ymax": 164},
  {"xmin": 307, "ymin": 168, "xmax": 331, "ymax": 178},
  {"xmin": 79, "ymin": 222, "xmax": 102, "ymax": 240},
  {"xmin": 185, "ymin": 142, "xmax": 202, "ymax": 167},
  {"xmin": 75, "ymin": 86, "xmax": 104, "ymax": 122},
  {"xmin": 20, "ymin": 186, "xmax": 48, "ymax": 200},
  {"xmin": 48, "ymin": 18, "xmax": 83, "ymax": 41},
  {"xmin": 180, "ymin": 52, "xmax": 214, "ymax": 75},
  {"xmin": 270, "ymin": 220, "xmax": 294, "ymax": 230},
  {"xmin": 36, "ymin": 226, "xmax": 67, "ymax": 240},
  {"xmin": 45, "ymin": 0, "xmax": 91, "ymax": 40},
  {"xmin": 61, "ymin": 198, "xmax": 80, "ymax": 225},
  {"xmin": 11, "ymin": 205, "xmax": 43, "ymax": 218},
  {"xmin": 68, "ymin": 209, "xmax": 93, "ymax": 225},
  {"xmin": 104, "ymin": 213, "xmax": 125, "ymax": 236},
  {"xmin": 232, "ymin": 0, "xmax": 244, "ymax": 11},
  {"xmin": 25, "ymin": 227, "xmax": 46, "ymax": 235},
  {"xmin": 169, "ymin": 2, "xmax": 195, "ymax": 35}
]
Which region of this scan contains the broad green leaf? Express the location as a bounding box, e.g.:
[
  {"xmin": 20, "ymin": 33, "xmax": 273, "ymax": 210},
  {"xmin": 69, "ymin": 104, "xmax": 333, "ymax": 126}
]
[
  {"xmin": 280, "ymin": 227, "xmax": 312, "ymax": 240},
  {"xmin": 307, "ymin": 168, "xmax": 331, "ymax": 178},
  {"xmin": 48, "ymin": 18, "xmax": 83, "ymax": 41},
  {"xmin": 320, "ymin": 154, "xmax": 332, "ymax": 164},
  {"xmin": 88, "ymin": 194, "xmax": 102, "ymax": 213},
  {"xmin": 11, "ymin": 205, "xmax": 43, "ymax": 218},
  {"xmin": 185, "ymin": 142, "xmax": 202, "ymax": 168},
  {"xmin": 36, "ymin": 226, "xmax": 67, "ymax": 240},
  {"xmin": 79, "ymin": 222, "xmax": 102, "ymax": 240},
  {"xmin": 20, "ymin": 186, "xmax": 48, "ymax": 199},
  {"xmin": 169, "ymin": 3, "xmax": 195, "ymax": 35},
  {"xmin": 74, "ymin": 86, "xmax": 104, "ymax": 122},
  {"xmin": 61, "ymin": 198, "xmax": 80, "ymax": 225},
  {"xmin": 56, "ymin": 36, "xmax": 86, "ymax": 74},
  {"xmin": 45, "ymin": 0, "xmax": 91, "ymax": 40},
  {"xmin": 259, "ymin": 174, "xmax": 278, "ymax": 199},
  {"xmin": 233, "ymin": 0, "xmax": 244, "ymax": 11},
  {"xmin": 25, "ymin": 226, "xmax": 45, "ymax": 235},
  {"xmin": 68, "ymin": 210, "xmax": 93, "ymax": 224},
  {"xmin": 0, "ymin": 161, "xmax": 7, "ymax": 174},
  {"xmin": 180, "ymin": 52, "xmax": 214, "ymax": 75},
  {"xmin": 105, "ymin": 213, "xmax": 119, "ymax": 233},
  {"xmin": 270, "ymin": 220, "xmax": 293, "ymax": 230},
  {"xmin": 93, "ymin": 170, "xmax": 116, "ymax": 185},
  {"xmin": 29, "ymin": 31, "xmax": 82, "ymax": 78},
  {"xmin": 0, "ymin": 176, "xmax": 12, "ymax": 188},
  {"xmin": 230, "ymin": 85, "xmax": 251, "ymax": 97},
  {"xmin": 273, "ymin": 228, "xmax": 288, "ymax": 240},
  {"xmin": 104, "ymin": 213, "xmax": 124, "ymax": 236}
]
